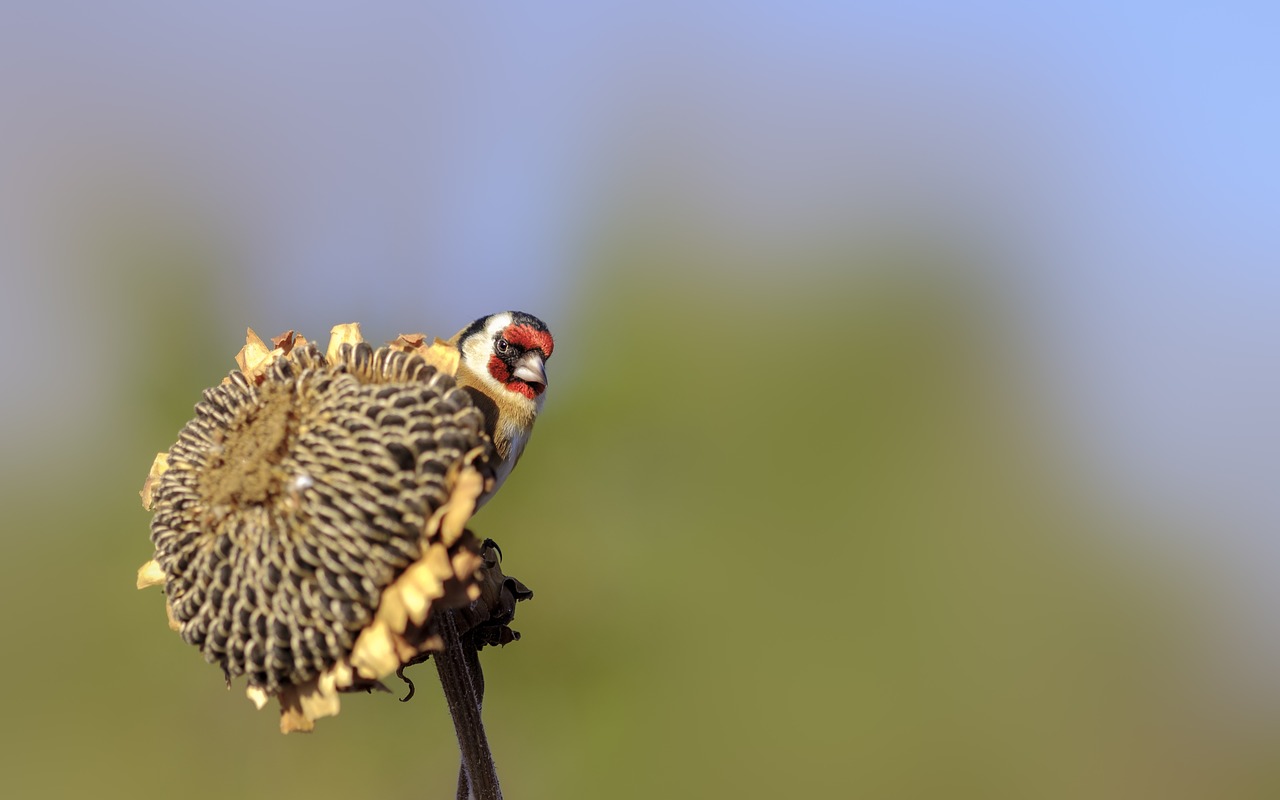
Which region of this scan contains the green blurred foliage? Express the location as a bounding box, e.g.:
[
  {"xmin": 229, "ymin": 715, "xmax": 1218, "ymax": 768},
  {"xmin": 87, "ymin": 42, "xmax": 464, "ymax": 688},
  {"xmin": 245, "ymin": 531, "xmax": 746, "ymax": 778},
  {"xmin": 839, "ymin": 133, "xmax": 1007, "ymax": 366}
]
[{"xmin": 2, "ymin": 235, "xmax": 1276, "ymax": 799}]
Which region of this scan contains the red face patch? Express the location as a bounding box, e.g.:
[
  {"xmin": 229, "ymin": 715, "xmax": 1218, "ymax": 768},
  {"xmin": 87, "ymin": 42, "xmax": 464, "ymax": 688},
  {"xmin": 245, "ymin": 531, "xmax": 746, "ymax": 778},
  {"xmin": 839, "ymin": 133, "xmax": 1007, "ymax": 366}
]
[
  {"xmin": 487, "ymin": 354, "xmax": 540, "ymax": 399},
  {"xmin": 502, "ymin": 324, "xmax": 554, "ymax": 357},
  {"xmin": 487, "ymin": 354, "xmax": 510, "ymax": 383},
  {"xmin": 505, "ymin": 380, "xmax": 539, "ymax": 400}
]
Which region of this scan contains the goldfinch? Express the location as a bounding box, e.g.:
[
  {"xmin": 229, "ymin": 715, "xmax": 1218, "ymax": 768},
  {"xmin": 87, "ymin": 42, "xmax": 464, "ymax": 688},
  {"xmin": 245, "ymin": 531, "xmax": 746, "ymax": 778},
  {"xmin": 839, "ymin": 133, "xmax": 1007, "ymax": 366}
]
[{"xmin": 450, "ymin": 311, "xmax": 554, "ymax": 502}]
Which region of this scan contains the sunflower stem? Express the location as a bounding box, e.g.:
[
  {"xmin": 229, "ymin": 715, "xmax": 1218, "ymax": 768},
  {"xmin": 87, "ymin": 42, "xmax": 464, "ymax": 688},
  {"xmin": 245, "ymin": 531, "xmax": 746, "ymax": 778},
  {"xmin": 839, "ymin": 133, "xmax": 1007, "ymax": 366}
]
[{"xmin": 435, "ymin": 609, "xmax": 501, "ymax": 800}]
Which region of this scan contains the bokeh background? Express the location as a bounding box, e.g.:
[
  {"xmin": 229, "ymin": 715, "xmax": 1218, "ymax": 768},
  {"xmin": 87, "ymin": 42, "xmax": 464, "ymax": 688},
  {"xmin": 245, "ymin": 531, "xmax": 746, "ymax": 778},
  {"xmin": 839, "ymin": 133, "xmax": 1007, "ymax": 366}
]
[{"xmin": 1, "ymin": 2, "xmax": 1277, "ymax": 798}]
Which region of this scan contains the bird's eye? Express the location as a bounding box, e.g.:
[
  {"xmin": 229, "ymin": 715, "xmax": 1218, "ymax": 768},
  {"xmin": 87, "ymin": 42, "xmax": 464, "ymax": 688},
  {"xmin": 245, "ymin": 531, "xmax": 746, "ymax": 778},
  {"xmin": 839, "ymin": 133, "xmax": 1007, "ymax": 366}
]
[{"xmin": 495, "ymin": 338, "xmax": 510, "ymax": 354}]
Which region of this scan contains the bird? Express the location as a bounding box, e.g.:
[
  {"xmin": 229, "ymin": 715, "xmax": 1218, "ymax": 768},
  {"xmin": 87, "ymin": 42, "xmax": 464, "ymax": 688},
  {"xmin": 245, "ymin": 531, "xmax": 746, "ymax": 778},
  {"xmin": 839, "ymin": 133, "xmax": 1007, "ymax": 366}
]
[{"xmin": 450, "ymin": 310, "xmax": 555, "ymax": 503}]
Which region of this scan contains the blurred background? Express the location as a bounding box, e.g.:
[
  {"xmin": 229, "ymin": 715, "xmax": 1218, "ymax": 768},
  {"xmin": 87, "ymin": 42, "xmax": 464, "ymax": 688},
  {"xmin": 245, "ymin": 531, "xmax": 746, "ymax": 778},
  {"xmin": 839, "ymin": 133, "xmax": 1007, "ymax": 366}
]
[{"xmin": 1, "ymin": 2, "xmax": 1277, "ymax": 797}]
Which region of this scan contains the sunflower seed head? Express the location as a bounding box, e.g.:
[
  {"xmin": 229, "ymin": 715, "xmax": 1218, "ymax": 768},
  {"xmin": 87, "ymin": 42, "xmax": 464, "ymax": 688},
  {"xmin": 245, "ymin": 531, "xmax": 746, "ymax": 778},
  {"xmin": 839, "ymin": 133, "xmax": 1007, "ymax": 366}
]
[{"xmin": 148, "ymin": 341, "xmax": 494, "ymax": 695}]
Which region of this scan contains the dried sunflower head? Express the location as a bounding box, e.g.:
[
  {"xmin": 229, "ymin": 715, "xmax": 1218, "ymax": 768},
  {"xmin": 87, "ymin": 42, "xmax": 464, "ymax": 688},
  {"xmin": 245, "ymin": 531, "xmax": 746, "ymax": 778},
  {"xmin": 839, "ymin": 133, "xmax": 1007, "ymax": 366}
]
[{"xmin": 138, "ymin": 324, "xmax": 508, "ymax": 732}]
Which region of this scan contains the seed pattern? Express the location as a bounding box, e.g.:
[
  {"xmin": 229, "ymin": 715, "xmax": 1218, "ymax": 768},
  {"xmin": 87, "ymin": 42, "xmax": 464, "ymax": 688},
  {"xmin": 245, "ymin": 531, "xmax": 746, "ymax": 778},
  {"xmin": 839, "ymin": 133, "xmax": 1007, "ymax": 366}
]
[{"xmin": 149, "ymin": 342, "xmax": 492, "ymax": 694}]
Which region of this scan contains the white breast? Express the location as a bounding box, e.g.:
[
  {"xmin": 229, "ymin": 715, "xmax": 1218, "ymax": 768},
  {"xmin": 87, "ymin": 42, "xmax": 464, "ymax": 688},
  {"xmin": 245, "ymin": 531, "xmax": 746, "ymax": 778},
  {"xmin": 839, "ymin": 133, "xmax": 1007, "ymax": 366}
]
[{"xmin": 480, "ymin": 420, "xmax": 530, "ymax": 507}]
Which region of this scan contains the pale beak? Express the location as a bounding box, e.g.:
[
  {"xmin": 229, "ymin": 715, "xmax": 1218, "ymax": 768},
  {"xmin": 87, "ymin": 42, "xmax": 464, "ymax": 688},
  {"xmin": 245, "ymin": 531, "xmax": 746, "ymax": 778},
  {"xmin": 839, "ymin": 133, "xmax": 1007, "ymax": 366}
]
[{"xmin": 512, "ymin": 351, "xmax": 548, "ymax": 395}]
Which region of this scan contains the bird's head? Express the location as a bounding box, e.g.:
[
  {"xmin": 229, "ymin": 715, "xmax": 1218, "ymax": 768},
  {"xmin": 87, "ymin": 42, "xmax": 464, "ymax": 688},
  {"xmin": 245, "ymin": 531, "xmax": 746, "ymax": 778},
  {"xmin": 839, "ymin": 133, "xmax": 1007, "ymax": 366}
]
[{"xmin": 452, "ymin": 311, "xmax": 555, "ymax": 414}]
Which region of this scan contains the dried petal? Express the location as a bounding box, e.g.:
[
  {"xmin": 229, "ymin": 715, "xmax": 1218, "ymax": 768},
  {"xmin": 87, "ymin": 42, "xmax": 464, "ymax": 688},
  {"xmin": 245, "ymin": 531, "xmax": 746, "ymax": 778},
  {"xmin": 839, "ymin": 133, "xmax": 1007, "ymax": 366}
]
[
  {"xmin": 234, "ymin": 327, "xmax": 275, "ymax": 381},
  {"xmin": 418, "ymin": 338, "xmax": 461, "ymax": 375},
  {"xmin": 387, "ymin": 333, "xmax": 427, "ymax": 353},
  {"xmin": 325, "ymin": 322, "xmax": 364, "ymax": 362},
  {"xmin": 246, "ymin": 686, "xmax": 270, "ymax": 710},
  {"xmin": 136, "ymin": 559, "xmax": 165, "ymax": 589},
  {"xmin": 270, "ymin": 330, "xmax": 306, "ymax": 354},
  {"xmin": 139, "ymin": 453, "xmax": 169, "ymax": 510},
  {"xmin": 388, "ymin": 334, "xmax": 460, "ymax": 376}
]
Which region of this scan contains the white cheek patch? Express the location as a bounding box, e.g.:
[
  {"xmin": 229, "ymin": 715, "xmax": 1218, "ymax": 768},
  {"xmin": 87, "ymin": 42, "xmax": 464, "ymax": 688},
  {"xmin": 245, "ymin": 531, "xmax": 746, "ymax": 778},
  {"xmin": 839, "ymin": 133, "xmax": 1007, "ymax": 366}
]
[
  {"xmin": 461, "ymin": 313, "xmax": 514, "ymax": 393},
  {"xmin": 462, "ymin": 332, "xmax": 489, "ymax": 365},
  {"xmin": 460, "ymin": 326, "xmax": 499, "ymax": 391}
]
